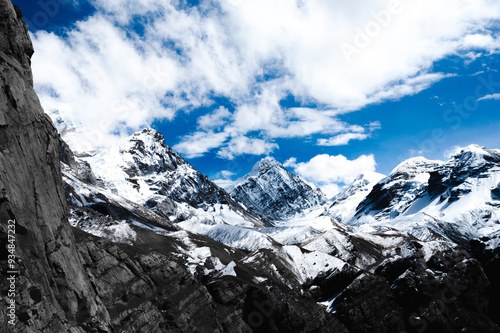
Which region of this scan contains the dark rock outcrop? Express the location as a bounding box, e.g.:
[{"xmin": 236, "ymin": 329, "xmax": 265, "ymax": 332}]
[
  {"xmin": 0, "ymin": 1, "xmax": 110, "ymax": 331},
  {"xmin": 73, "ymin": 228, "xmax": 349, "ymax": 333},
  {"xmin": 470, "ymin": 237, "xmax": 500, "ymax": 325}
]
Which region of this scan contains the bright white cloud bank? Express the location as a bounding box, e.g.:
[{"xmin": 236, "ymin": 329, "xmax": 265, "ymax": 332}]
[
  {"xmin": 31, "ymin": 0, "xmax": 500, "ymax": 157},
  {"xmin": 285, "ymin": 154, "xmax": 378, "ymax": 197}
]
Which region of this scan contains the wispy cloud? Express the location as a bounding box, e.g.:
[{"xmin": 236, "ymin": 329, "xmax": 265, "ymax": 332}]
[
  {"xmin": 317, "ymin": 121, "xmax": 381, "ymax": 146},
  {"xmin": 172, "ymin": 131, "xmax": 230, "ymax": 159},
  {"xmin": 197, "ymin": 106, "xmax": 232, "ymax": 130},
  {"xmin": 317, "ymin": 133, "xmax": 369, "ymax": 147},
  {"xmin": 478, "ymin": 93, "xmax": 500, "ymax": 101},
  {"xmin": 30, "ymin": 0, "xmax": 500, "ymax": 155}
]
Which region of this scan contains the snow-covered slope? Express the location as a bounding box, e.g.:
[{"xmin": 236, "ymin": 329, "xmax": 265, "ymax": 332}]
[
  {"xmin": 225, "ymin": 156, "xmax": 327, "ymax": 220},
  {"xmin": 61, "ymin": 133, "xmax": 448, "ymax": 284},
  {"xmin": 325, "ymin": 171, "xmax": 385, "ymax": 223},
  {"xmin": 79, "ymin": 128, "xmax": 268, "ymax": 227},
  {"xmin": 330, "ymin": 145, "xmax": 500, "ymax": 248},
  {"xmin": 66, "ymin": 130, "xmax": 500, "ymax": 253},
  {"xmin": 57, "ymin": 131, "xmax": 500, "ymax": 331}
]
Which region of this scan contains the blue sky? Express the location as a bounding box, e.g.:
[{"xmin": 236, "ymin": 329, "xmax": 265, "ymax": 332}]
[{"xmin": 14, "ymin": 0, "xmax": 500, "ymax": 197}]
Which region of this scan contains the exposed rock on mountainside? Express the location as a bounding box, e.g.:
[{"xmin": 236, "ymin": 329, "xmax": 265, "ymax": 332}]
[
  {"xmin": 470, "ymin": 237, "xmax": 500, "ymax": 325},
  {"xmin": 328, "ymin": 146, "xmax": 500, "ymax": 249},
  {"xmin": 226, "ymin": 157, "xmax": 327, "ymax": 220},
  {"xmin": 73, "ymin": 228, "xmax": 349, "ymax": 333},
  {"xmin": 81, "ymin": 128, "xmax": 268, "ymax": 227},
  {"xmin": 0, "ymin": 1, "xmax": 110, "ymax": 331},
  {"xmin": 355, "ymin": 157, "xmax": 443, "ymax": 218}
]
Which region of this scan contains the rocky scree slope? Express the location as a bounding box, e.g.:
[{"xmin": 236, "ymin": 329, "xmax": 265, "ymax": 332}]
[{"xmin": 60, "ymin": 130, "xmax": 500, "ymax": 331}]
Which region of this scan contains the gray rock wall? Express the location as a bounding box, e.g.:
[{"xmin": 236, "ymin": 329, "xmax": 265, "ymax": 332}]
[{"xmin": 0, "ymin": 1, "xmax": 110, "ymax": 331}]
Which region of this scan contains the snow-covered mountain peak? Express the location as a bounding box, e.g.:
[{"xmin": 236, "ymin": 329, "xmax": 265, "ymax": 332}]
[
  {"xmin": 448, "ymin": 144, "xmax": 500, "ymax": 169},
  {"xmin": 127, "ymin": 128, "xmax": 165, "ymax": 146},
  {"xmin": 228, "ymin": 156, "xmax": 327, "ymax": 220},
  {"xmin": 118, "ymin": 128, "xmax": 187, "ymax": 177},
  {"xmin": 389, "ymin": 156, "xmax": 443, "ymax": 178},
  {"xmin": 256, "ymin": 156, "xmax": 281, "ymax": 168},
  {"xmin": 238, "ymin": 156, "xmax": 282, "ymax": 181},
  {"xmin": 454, "ymin": 144, "xmax": 490, "ymax": 157}
]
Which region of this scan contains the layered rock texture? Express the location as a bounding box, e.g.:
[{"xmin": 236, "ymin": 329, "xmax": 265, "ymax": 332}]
[{"xmin": 0, "ymin": 1, "xmax": 110, "ymax": 331}]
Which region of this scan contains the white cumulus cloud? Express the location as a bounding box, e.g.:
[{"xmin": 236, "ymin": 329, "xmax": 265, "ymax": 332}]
[
  {"xmin": 29, "ymin": 0, "xmax": 500, "ymax": 156},
  {"xmin": 285, "ymin": 154, "xmax": 378, "ymax": 197},
  {"xmin": 217, "ymin": 136, "xmax": 279, "ymax": 160}
]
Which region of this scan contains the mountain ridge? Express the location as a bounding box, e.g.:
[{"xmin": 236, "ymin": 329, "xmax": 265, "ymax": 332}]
[{"xmin": 61, "ymin": 126, "xmax": 500, "ymax": 328}]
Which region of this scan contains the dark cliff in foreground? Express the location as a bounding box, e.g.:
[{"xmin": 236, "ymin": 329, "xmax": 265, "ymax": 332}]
[{"xmin": 0, "ymin": 1, "xmax": 111, "ymax": 331}]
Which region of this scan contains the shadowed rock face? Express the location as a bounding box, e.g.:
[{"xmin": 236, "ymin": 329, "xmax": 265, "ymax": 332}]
[
  {"xmin": 72, "ymin": 228, "xmax": 349, "ymax": 333},
  {"xmin": 0, "ymin": 1, "xmax": 111, "ymax": 331}
]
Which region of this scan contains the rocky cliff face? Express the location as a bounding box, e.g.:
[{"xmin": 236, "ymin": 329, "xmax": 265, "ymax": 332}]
[{"xmin": 0, "ymin": 1, "xmax": 110, "ymax": 331}]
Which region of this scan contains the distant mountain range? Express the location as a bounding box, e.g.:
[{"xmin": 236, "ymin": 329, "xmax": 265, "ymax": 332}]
[
  {"xmin": 58, "ymin": 126, "xmax": 500, "ymax": 331},
  {"xmin": 66, "ymin": 128, "xmax": 500, "ymax": 252}
]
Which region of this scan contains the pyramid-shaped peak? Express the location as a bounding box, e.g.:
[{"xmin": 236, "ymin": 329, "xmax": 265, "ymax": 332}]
[
  {"xmin": 229, "ymin": 155, "xmax": 326, "ymax": 219},
  {"xmin": 245, "ymin": 156, "xmax": 282, "ymax": 177}
]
